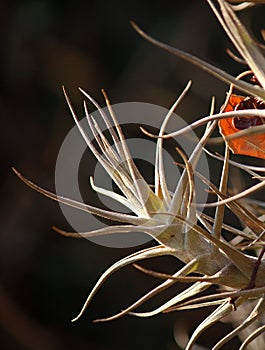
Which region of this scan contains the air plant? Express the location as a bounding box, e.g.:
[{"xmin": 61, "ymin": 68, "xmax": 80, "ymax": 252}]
[{"xmin": 13, "ymin": 0, "xmax": 265, "ymax": 349}]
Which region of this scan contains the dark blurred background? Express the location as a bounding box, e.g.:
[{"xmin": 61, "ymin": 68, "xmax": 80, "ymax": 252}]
[{"xmin": 1, "ymin": 1, "xmax": 265, "ymax": 349}]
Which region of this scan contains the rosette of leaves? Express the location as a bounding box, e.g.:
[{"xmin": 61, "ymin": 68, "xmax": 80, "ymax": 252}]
[{"xmin": 14, "ymin": 1, "xmax": 265, "ymax": 349}]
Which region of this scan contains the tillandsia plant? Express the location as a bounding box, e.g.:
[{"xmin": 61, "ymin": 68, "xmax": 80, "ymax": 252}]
[{"xmin": 13, "ymin": 0, "xmax": 265, "ymax": 349}]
